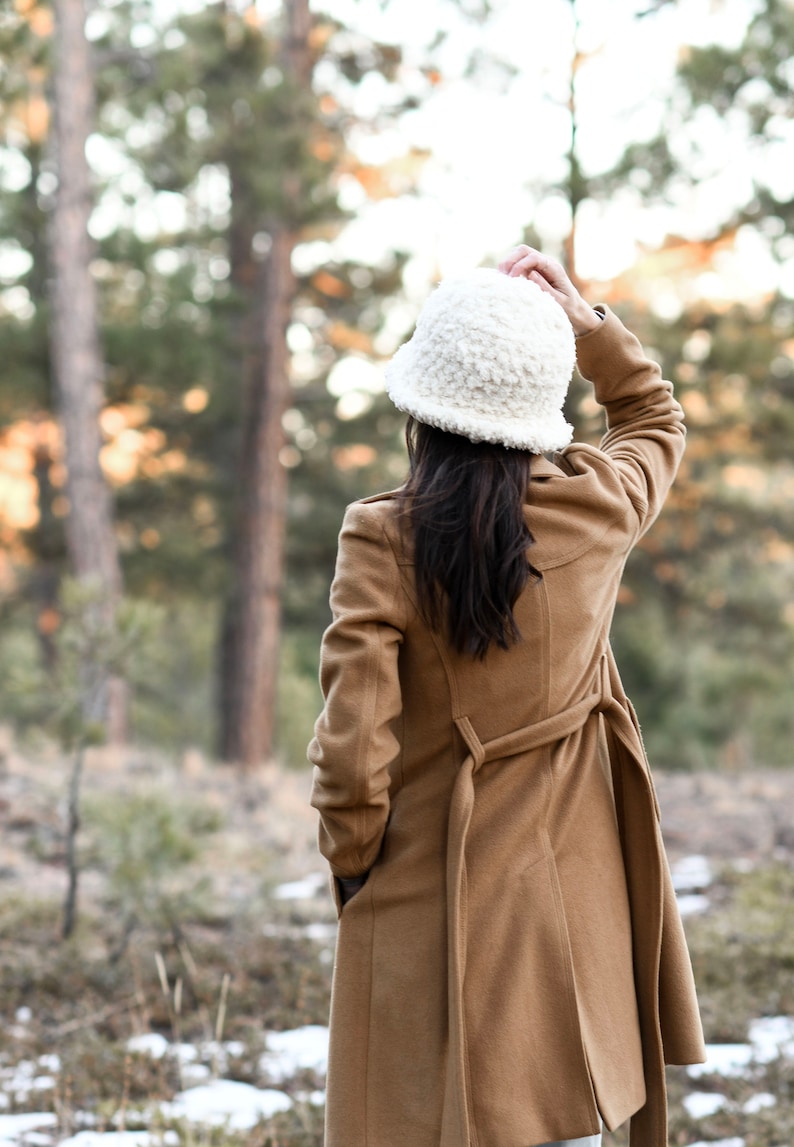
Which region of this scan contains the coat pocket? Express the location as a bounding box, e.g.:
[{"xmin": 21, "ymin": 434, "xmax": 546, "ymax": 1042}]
[{"xmin": 331, "ymin": 871, "xmax": 371, "ymax": 917}]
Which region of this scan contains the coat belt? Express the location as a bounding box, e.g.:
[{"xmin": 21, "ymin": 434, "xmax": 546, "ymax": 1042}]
[{"xmin": 441, "ymin": 655, "xmax": 638, "ymax": 1146}]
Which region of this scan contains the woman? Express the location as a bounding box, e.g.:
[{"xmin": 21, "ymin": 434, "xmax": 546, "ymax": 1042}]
[{"xmin": 308, "ymin": 246, "xmax": 705, "ymax": 1147}]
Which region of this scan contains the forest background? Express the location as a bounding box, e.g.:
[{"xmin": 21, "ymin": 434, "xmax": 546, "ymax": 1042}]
[{"xmin": 1, "ymin": 0, "xmax": 794, "ymax": 775}]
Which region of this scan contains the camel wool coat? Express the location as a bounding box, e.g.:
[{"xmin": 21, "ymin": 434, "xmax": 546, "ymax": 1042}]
[{"xmin": 309, "ymin": 307, "xmax": 706, "ymax": 1147}]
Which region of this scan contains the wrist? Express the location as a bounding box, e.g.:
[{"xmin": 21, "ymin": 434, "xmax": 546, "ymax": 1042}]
[{"xmin": 572, "ymin": 306, "xmax": 602, "ymax": 338}]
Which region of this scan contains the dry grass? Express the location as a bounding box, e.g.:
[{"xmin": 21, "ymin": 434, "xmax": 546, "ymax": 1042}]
[{"xmin": 3, "ymin": 747, "xmax": 794, "ymax": 1145}]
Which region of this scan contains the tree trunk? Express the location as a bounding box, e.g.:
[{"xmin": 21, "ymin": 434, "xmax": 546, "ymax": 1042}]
[
  {"xmin": 222, "ymin": 230, "xmax": 295, "ymax": 766},
  {"xmin": 219, "ymin": 0, "xmax": 311, "ymax": 768},
  {"xmin": 31, "ymin": 421, "xmax": 63, "ymax": 672},
  {"xmin": 50, "ymin": 0, "xmax": 124, "ymax": 734},
  {"xmin": 561, "ymin": 0, "xmax": 591, "ymax": 440},
  {"xmin": 564, "ymin": 0, "xmax": 585, "ymax": 291}
]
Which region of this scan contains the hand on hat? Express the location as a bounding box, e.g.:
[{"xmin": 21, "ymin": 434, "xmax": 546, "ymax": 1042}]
[{"xmin": 497, "ymin": 246, "xmax": 602, "ymax": 338}]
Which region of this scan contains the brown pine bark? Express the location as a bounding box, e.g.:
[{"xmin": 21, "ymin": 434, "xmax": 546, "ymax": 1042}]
[
  {"xmin": 222, "ymin": 229, "xmax": 296, "ymax": 766},
  {"xmin": 50, "ymin": 0, "xmax": 124, "ymax": 733},
  {"xmin": 561, "ymin": 0, "xmax": 590, "ymax": 440},
  {"xmin": 564, "ymin": 0, "xmax": 585, "ymax": 292},
  {"xmin": 220, "ymin": 0, "xmax": 311, "ymax": 767}
]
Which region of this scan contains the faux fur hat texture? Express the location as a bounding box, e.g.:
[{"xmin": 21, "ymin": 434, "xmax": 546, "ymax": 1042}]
[{"xmin": 385, "ymin": 267, "xmax": 576, "ymax": 452}]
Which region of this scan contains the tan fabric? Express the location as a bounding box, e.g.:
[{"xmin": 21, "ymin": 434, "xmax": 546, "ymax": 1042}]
[{"xmin": 309, "ymin": 308, "xmax": 706, "ymax": 1147}]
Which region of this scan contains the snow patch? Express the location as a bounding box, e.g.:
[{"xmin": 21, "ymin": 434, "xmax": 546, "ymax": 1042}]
[
  {"xmin": 293, "ymin": 1089, "xmax": 326, "ymax": 1106},
  {"xmin": 303, "ymin": 922, "xmax": 337, "ymax": 942},
  {"xmin": 259, "ymin": 1025, "xmax": 329, "ymax": 1082},
  {"xmin": 179, "ymin": 1063, "xmax": 211, "ymax": 1087},
  {"xmin": 684, "ymin": 1089, "xmax": 777, "ymax": 1119},
  {"xmin": 671, "ymin": 854, "xmax": 713, "ymax": 892},
  {"xmin": 161, "ymin": 1079, "xmax": 292, "ymax": 1129},
  {"xmin": 58, "ymin": 1133, "xmax": 178, "ymax": 1147},
  {"xmin": 273, "ymin": 872, "xmax": 327, "ymax": 900},
  {"xmin": 688, "ymin": 1140, "xmax": 744, "ymax": 1147},
  {"xmin": 688, "ymin": 1016, "xmax": 794, "ymax": 1082},
  {"xmin": 748, "ymin": 1015, "xmax": 794, "ymax": 1060},
  {"xmin": 126, "ymin": 1034, "xmax": 169, "ymax": 1059},
  {"xmin": 677, "ymin": 894, "xmax": 711, "ymax": 917},
  {"xmin": 0, "ymin": 1113, "xmax": 58, "ymax": 1144},
  {"xmin": 687, "ymin": 1043, "xmax": 754, "ymax": 1079},
  {"xmin": 683, "ymin": 1091, "xmax": 728, "ymax": 1118},
  {"xmin": 0, "ymin": 1058, "xmax": 60, "ymax": 1100},
  {"xmin": 743, "ymin": 1092, "xmax": 776, "ymax": 1113},
  {"xmin": 126, "ymin": 1035, "xmax": 245, "ymax": 1076}
]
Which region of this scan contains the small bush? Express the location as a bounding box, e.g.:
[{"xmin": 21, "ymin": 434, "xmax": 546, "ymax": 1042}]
[
  {"xmin": 84, "ymin": 789, "xmax": 223, "ymax": 947},
  {"xmin": 275, "ymin": 635, "xmax": 322, "ymax": 769},
  {"xmin": 686, "ymin": 862, "xmax": 794, "ymax": 1041}
]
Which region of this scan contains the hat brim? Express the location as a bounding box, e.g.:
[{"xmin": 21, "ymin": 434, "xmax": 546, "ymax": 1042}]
[{"xmin": 387, "ymin": 379, "xmax": 573, "ymax": 454}]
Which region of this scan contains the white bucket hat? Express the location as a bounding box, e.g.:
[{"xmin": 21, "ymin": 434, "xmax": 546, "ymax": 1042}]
[{"xmin": 385, "ymin": 267, "xmax": 576, "ymax": 453}]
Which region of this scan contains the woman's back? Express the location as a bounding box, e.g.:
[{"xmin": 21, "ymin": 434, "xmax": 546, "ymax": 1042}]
[{"xmin": 308, "ymin": 254, "xmax": 704, "ymax": 1147}]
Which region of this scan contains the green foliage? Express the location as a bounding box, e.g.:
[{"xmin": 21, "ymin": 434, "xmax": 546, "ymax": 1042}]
[
  {"xmin": 0, "ymin": 0, "xmax": 417, "ymax": 740},
  {"xmin": 284, "ymin": 384, "xmax": 409, "ymax": 635},
  {"xmin": 126, "ymin": 601, "xmax": 219, "ymax": 752},
  {"xmin": 606, "ymin": 297, "xmax": 794, "ymax": 767},
  {"xmin": 588, "ymin": 133, "xmax": 678, "ymax": 201},
  {"xmin": 0, "ymin": 579, "xmax": 165, "ymax": 747},
  {"xmin": 84, "ymin": 787, "xmax": 222, "ymax": 941},
  {"xmin": 254, "ymin": 1104, "xmax": 324, "ymax": 1147},
  {"xmin": 0, "ymin": 597, "xmax": 211, "ymax": 753},
  {"xmin": 685, "ymin": 863, "xmax": 794, "ymax": 1041},
  {"xmin": 588, "ymin": 3, "xmax": 794, "ymax": 767},
  {"xmin": 609, "ymin": 0, "xmax": 794, "ymax": 236},
  {"xmin": 275, "ymin": 633, "xmax": 322, "ymax": 769},
  {"xmin": 0, "ymin": 592, "xmax": 324, "ymax": 760},
  {"xmin": 681, "ymin": 0, "xmax": 794, "ymax": 127},
  {"xmin": 1, "ymin": 0, "xmax": 793, "ymax": 770}
]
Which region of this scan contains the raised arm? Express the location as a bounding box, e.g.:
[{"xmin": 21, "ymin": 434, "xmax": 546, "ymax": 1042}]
[
  {"xmin": 499, "ymin": 244, "xmax": 685, "ymax": 538},
  {"xmin": 573, "ymin": 310, "xmax": 685, "ymax": 537}
]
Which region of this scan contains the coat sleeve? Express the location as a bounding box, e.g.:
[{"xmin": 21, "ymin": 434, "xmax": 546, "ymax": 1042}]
[
  {"xmin": 308, "ymin": 501, "xmax": 405, "ymax": 882},
  {"xmin": 570, "ymin": 306, "xmax": 686, "ymax": 540}
]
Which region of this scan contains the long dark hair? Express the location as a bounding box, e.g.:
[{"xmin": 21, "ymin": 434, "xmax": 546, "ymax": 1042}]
[{"xmin": 399, "ymin": 417, "xmax": 542, "ymax": 659}]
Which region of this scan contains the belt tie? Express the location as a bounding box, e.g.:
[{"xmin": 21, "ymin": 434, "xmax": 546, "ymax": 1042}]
[{"xmin": 441, "ymin": 668, "xmax": 617, "ymax": 1146}]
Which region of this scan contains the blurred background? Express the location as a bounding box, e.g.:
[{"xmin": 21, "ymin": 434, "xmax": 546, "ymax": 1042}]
[
  {"xmin": 1, "ymin": 0, "xmax": 793, "ymax": 772},
  {"xmin": 2, "ymin": 2, "xmax": 794, "ymax": 1144}
]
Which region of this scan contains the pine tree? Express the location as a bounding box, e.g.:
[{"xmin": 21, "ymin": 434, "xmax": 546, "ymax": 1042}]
[
  {"xmin": 591, "ymin": 0, "xmax": 794, "ymax": 764},
  {"xmin": 49, "ymin": 0, "xmax": 120, "ymax": 583}
]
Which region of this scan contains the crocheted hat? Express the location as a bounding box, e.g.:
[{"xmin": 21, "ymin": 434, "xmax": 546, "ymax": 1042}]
[{"xmin": 385, "ymin": 268, "xmax": 576, "ymax": 453}]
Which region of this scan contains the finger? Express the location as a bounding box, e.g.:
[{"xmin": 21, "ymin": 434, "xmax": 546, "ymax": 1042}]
[
  {"xmin": 508, "ymin": 252, "xmax": 545, "ymax": 278},
  {"xmin": 498, "ymin": 244, "xmax": 537, "ymax": 273},
  {"xmin": 498, "ymin": 249, "xmax": 527, "ymax": 275},
  {"xmin": 526, "ymin": 256, "xmax": 571, "ymax": 293},
  {"xmin": 529, "ymin": 269, "xmax": 556, "ymax": 295}
]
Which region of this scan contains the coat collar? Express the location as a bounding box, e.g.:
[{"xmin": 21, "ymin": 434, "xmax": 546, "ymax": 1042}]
[
  {"xmin": 358, "ymin": 457, "xmax": 566, "ymax": 503},
  {"xmin": 529, "ymin": 454, "xmax": 568, "ymax": 479}
]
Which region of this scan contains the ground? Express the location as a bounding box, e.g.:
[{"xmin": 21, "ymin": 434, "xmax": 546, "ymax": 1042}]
[{"xmin": 2, "ymin": 739, "xmax": 794, "ymax": 1147}]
